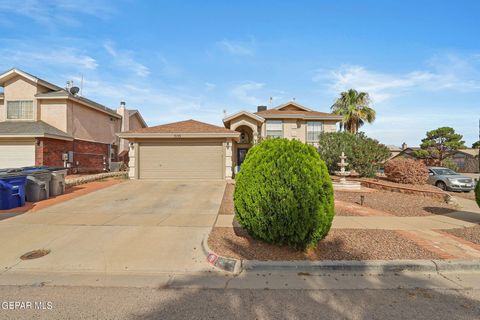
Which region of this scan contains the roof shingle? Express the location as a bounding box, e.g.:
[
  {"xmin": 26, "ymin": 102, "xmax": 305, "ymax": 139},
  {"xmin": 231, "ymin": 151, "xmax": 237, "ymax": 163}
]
[
  {"xmin": 125, "ymin": 119, "xmax": 237, "ymax": 134},
  {"xmin": 254, "ymin": 109, "xmax": 339, "ymax": 117},
  {"xmin": 0, "ymin": 121, "xmax": 72, "ymax": 139}
]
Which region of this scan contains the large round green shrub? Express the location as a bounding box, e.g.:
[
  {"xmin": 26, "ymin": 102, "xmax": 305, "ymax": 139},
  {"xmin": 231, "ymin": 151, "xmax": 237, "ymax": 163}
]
[{"xmin": 234, "ymin": 138, "xmax": 335, "ymax": 249}]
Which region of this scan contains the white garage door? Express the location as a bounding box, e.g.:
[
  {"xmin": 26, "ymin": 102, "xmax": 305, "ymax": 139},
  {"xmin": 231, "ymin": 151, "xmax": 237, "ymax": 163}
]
[
  {"xmin": 0, "ymin": 141, "xmax": 36, "ymax": 169},
  {"xmin": 138, "ymin": 141, "xmax": 224, "ymax": 180}
]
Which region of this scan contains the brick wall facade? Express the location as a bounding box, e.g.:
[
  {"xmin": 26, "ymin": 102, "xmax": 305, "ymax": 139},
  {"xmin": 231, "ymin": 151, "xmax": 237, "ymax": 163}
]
[{"xmin": 35, "ymin": 138, "xmax": 116, "ymax": 173}]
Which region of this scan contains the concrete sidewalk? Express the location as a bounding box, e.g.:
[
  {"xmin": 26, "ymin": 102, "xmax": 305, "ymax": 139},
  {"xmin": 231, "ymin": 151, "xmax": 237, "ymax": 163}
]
[{"xmin": 215, "ymin": 211, "xmax": 480, "ymax": 230}]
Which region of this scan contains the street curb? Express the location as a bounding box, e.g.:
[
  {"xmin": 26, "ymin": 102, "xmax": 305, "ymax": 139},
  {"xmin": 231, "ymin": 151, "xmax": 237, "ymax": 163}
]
[
  {"xmin": 201, "ymin": 231, "xmax": 480, "ymax": 274},
  {"xmin": 242, "ymin": 259, "xmax": 480, "ymax": 273},
  {"xmin": 201, "ymin": 233, "xmax": 242, "ymax": 274}
]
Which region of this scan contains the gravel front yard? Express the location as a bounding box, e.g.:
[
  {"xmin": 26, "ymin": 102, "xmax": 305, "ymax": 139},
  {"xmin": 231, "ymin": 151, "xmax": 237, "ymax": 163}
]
[
  {"xmin": 208, "ymin": 227, "xmax": 440, "ymax": 261},
  {"xmin": 443, "ymin": 225, "xmax": 480, "ymax": 245},
  {"xmin": 334, "ymin": 190, "xmax": 456, "ymax": 216}
]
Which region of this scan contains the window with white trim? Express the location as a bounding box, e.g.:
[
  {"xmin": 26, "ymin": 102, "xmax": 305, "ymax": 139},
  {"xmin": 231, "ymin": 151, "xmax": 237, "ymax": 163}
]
[
  {"xmin": 7, "ymin": 100, "xmax": 34, "ymax": 120},
  {"xmin": 266, "ymin": 120, "xmax": 283, "ymax": 138},
  {"xmin": 306, "ymin": 121, "xmax": 323, "ymax": 142}
]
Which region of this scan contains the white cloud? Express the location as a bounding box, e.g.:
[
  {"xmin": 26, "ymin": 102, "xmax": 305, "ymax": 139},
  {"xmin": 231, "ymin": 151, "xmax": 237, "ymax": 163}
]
[
  {"xmin": 104, "ymin": 42, "xmax": 150, "ymax": 77},
  {"xmin": 316, "ymin": 54, "xmax": 480, "ymax": 102},
  {"xmin": 204, "ymin": 82, "xmax": 216, "ymax": 91},
  {"xmin": 218, "ymin": 39, "xmax": 255, "ymax": 56},
  {"xmin": 69, "ymin": 75, "xmax": 225, "ymax": 126},
  {"xmin": 230, "ymin": 81, "xmax": 265, "ymax": 105},
  {"xmin": 0, "ymin": 0, "xmax": 114, "ymax": 27},
  {"xmin": 0, "ymin": 47, "xmax": 98, "ymax": 71}
]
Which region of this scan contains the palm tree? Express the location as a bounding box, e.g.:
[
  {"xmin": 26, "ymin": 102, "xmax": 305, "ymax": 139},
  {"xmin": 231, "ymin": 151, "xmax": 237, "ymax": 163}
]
[{"xmin": 331, "ymin": 89, "xmax": 376, "ymax": 133}]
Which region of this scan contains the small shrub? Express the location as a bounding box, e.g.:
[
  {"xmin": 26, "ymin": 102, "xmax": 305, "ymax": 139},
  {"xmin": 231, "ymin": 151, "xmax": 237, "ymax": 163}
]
[
  {"xmin": 384, "ymin": 158, "xmax": 429, "ymax": 185},
  {"xmin": 234, "ymin": 138, "xmax": 335, "ymax": 249},
  {"xmin": 475, "ymin": 181, "xmax": 480, "ymax": 208},
  {"xmin": 441, "ymin": 158, "xmax": 459, "ymax": 172},
  {"xmin": 317, "ymin": 132, "xmax": 390, "ymax": 177}
]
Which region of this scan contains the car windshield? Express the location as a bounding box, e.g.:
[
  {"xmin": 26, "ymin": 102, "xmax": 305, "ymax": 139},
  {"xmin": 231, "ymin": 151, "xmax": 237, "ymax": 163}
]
[{"xmin": 432, "ymin": 168, "xmax": 459, "ymax": 176}]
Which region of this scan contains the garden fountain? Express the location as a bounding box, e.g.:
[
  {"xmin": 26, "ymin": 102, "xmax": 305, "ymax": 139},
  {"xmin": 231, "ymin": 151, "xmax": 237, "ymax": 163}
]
[{"xmin": 332, "ymin": 152, "xmax": 362, "ymax": 190}]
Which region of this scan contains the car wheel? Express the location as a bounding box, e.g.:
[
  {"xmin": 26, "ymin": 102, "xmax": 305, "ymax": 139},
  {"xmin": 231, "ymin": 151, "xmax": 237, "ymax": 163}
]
[{"xmin": 435, "ymin": 181, "xmax": 447, "ymax": 191}]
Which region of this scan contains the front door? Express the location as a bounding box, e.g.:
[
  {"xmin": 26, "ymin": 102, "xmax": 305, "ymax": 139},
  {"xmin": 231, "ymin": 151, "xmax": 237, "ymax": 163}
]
[{"xmin": 237, "ymin": 148, "xmax": 248, "ymax": 167}]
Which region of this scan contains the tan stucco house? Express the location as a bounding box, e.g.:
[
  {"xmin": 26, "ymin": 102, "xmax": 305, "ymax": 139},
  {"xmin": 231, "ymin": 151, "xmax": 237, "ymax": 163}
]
[
  {"xmin": 119, "ymin": 101, "xmax": 342, "ymax": 180},
  {"xmin": 0, "ymin": 68, "xmax": 147, "ymax": 173}
]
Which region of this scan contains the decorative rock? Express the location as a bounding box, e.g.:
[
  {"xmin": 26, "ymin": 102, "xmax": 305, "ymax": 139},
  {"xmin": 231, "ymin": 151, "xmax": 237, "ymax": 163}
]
[{"xmin": 65, "ymin": 171, "xmax": 128, "ymax": 188}]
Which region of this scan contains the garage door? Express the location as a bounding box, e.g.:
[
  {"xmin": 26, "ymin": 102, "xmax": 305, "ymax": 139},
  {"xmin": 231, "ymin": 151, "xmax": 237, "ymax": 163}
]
[
  {"xmin": 138, "ymin": 141, "xmax": 224, "ymax": 180},
  {"xmin": 0, "ymin": 141, "xmax": 35, "ymax": 169}
]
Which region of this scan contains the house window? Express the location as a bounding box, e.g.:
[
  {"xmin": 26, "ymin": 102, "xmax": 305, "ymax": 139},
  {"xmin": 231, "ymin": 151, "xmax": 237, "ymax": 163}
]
[
  {"xmin": 7, "ymin": 100, "xmax": 34, "ymax": 120},
  {"xmin": 266, "ymin": 120, "xmax": 283, "ymax": 138},
  {"xmin": 306, "ymin": 121, "xmax": 323, "ymax": 142}
]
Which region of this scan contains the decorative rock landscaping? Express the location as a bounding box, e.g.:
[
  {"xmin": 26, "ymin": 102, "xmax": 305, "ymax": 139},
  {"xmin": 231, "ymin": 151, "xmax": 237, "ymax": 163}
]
[
  {"xmin": 65, "ymin": 171, "xmax": 128, "ymax": 188},
  {"xmin": 208, "ymin": 227, "xmax": 440, "ymax": 261}
]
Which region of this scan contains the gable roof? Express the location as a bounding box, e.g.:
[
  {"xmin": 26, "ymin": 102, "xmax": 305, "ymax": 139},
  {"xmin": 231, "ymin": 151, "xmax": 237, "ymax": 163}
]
[
  {"xmin": 128, "ymin": 109, "xmax": 148, "ymax": 128},
  {"xmin": 0, "ymin": 68, "xmax": 121, "ymax": 118},
  {"xmin": 254, "ymin": 108, "xmax": 343, "ymax": 120},
  {"xmin": 223, "ymin": 110, "xmax": 265, "ymax": 124},
  {"xmin": 0, "ymin": 121, "xmax": 73, "ymax": 140},
  {"xmin": 273, "ymin": 101, "xmax": 313, "ymax": 111},
  {"xmin": 454, "ymin": 149, "xmax": 479, "ymax": 157},
  {"xmin": 118, "ymin": 119, "xmax": 240, "ymax": 139},
  {"xmin": 0, "ymin": 68, "xmax": 62, "ymax": 91}
]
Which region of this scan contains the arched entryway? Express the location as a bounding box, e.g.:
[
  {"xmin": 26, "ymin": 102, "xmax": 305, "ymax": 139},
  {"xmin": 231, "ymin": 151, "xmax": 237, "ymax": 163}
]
[{"xmin": 233, "ymin": 125, "xmax": 254, "ymax": 171}]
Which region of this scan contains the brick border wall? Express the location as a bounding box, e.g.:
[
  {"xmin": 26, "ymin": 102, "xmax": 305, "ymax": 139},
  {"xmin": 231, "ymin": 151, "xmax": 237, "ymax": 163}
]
[
  {"xmin": 35, "ymin": 138, "xmax": 117, "ymax": 174},
  {"xmin": 356, "ymin": 178, "xmax": 449, "ymax": 201}
]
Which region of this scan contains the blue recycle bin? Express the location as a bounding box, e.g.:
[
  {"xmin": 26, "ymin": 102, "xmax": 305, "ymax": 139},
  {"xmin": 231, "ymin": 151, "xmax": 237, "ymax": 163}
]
[
  {"xmin": 21, "ymin": 166, "xmax": 48, "ymax": 171},
  {"xmin": 0, "ymin": 175, "xmax": 27, "ymax": 210}
]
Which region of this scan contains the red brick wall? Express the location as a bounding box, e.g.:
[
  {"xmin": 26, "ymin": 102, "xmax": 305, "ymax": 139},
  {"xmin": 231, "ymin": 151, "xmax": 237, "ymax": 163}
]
[
  {"xmin": 35, "ymin": 138, "xmax": 72, "ymax": 167},
  {"xmin": 72, "ymin": 140, "xmax": 109, "ymax": 173},
  {"xmin": 35, "ymin": 138, "xmax": 115, "ymax": 173}
]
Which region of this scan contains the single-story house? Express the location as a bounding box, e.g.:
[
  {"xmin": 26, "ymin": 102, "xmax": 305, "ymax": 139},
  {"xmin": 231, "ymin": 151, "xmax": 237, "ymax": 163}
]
[
  {"xmin": 118, "ymin": 101, "xmax": 342, "ymax": 180},
  {"xmin": 451, "ymin": 149, "xmax": 479, "ymax": 173},
  {"xmin": 0, "ymin": 68, "xmax": 147, "ymax": 173},
  {"xmin": 390, "ymin": 145, "xmax": 479, "ymax": 173}
]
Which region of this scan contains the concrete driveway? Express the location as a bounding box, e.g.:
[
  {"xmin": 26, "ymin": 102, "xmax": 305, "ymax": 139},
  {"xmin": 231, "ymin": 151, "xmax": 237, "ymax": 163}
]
[{"xmin": 0, "ymin": 180, "xmax": 225, "ymax": 275}]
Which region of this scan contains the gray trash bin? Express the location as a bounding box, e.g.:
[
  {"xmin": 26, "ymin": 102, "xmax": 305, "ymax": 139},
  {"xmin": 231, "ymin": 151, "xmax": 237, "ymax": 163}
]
[
  {"xmin": 24, "ymin": 169, "xmax": 52, "ymax": 202},
  {"xmin": 47, "ymin": 167, "xmax": 68, "ymax": 196}
]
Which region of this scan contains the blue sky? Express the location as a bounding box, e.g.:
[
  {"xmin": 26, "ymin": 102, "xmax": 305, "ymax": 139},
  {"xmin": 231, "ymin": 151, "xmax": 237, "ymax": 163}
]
[{"xmin": 0, "ymin": 0, "xmax": 479, "ymax": 146}]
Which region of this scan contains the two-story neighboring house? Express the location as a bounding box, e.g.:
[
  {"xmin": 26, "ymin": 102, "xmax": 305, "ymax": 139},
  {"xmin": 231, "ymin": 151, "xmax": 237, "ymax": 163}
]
[
  {"xmin": 0, "ymin": 68, "xmax": 147, "ymax": 173},
  {"xmin": 119, "ymin": 101, "xmax": 341, "ymax": 180}
]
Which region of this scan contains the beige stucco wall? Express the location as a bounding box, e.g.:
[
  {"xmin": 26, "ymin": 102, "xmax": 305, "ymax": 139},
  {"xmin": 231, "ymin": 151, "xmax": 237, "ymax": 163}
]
[
  {"xmin": 323, "ymin": 121, "xmax": 337, "ymax": 133},
  {"xmin": 0, "ymin": 99, "xmax": 4, "ymax": 122},
  {"xmin": 259, "ymin": 119, "xmax": 338, "ymax": 142},
  {"xmin": 39, "ymin": 99, "xmax": 68, "ymax": 132},
  {"xmin": 129, "ymin": 114, "xmax": 144, "ymax": 131},
  {"xmin": 2, "ymin": 76, "xmax": 39, "ymax": 121},
  {"xmin": 67, "ymin": 100, "xmax": 121, "ymax": 144}
]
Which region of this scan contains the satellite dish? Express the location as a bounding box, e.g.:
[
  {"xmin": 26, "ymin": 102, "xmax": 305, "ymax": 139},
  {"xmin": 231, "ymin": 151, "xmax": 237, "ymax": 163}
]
[{"xmin": 69, "ymin": 86, "xmax": 80, "ymax": 95}]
